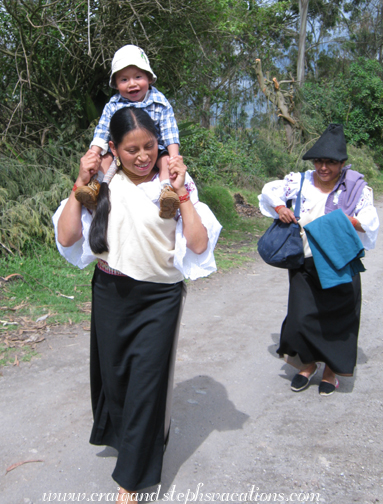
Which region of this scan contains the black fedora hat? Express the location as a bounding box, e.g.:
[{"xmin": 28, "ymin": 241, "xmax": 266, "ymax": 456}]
[{"xmin": 302, "ymin": 124, "xmax": 348, "ymax": 162}]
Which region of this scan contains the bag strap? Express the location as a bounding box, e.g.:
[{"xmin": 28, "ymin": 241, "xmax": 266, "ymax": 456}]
[{"xmin": 293, "ymin": 172, "xmax": 305, "ymax": 219}]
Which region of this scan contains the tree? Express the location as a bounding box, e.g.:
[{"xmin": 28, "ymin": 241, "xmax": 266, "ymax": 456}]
[
  {"xmin": 297, "ymin": 0, "xmax": 309, "ymax": 84},
  {"xmin": 300, "ymin": 58, "xmax": 383, "ymax": 163},
  {"xmin": 345, "ymin": 0, "xmax": 383, "ymax": 62},
  {"xmin": 280, "ymin": 0, "xmax": 364, "ymax": 82},
  {"xmin": 254, "ymin": 58, "xmax": 298, "ymax": 150},
  {"xmin": 0, "ymin": 0, "xmax": 290, "ymax": 152}
]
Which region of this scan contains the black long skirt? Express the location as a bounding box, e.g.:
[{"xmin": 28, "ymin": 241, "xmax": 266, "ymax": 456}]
[
  {"xmin": 89, "ymin": 266, "xmax": 185, "ymax": 491},
  {"xmin": 277, "ymin": 257, "xmax": 361, "ymax": 375}
]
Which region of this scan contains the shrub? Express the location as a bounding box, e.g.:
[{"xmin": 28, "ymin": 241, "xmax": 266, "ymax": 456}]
[{"xmin": 198, "ymin": 185, "xmax": 238, "ymax": 226}]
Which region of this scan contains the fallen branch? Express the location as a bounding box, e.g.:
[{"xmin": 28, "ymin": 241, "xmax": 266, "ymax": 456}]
[
  {"xmin": 0, "ymin": 274, "xmax": 24, "ymax": 284},
  {"xmin": 56, "ymin": 292, "xmax": 74, "ymax": 300},
  {"xmin": 0, "ymin": 302, "xmax": 26, "ymax": 311},
  {"xmin": 5, "ymin": 459, "xmax": 44, "ymax": 474},
  {"xmin": 0, "ymin": 320, "xmax": 18, "ymax": 326},
  {"xmin": 0, "ymin": 242, "xmax": 15, "ymax": 255}
]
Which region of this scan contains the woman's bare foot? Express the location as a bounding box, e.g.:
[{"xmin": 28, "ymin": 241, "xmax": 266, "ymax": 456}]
[
  {"xmin": 319, "ymin": 365, "xmax": 339, "ymax": 395},
  {"xmin": 321, "ymin": 364, "xmax": 336, "ymax": 384},
  {"xmin": 298, "ymin": 362, "xmax": 317, "ymax": 378}
]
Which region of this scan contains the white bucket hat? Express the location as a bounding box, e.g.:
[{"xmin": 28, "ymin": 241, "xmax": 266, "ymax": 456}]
[{"xmin": 109, "ymin": 45, "xmax": 157, "ymax": 88}]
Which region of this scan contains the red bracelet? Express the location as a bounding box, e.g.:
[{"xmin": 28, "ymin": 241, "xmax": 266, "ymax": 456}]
[
  {"xmin": 351, "ymin": 217, "xmax": 358, "ymax": 228},
  {"xmin": 179, "ymin": 192, "xmax": 190, "ymax": 203},
  {"xmin": 274, "ymin": 205, "xmax": 285, "ymax": 214},
  {"xmin": 72, "ymin": 183, "xmax": 78, "ymax": 192}
]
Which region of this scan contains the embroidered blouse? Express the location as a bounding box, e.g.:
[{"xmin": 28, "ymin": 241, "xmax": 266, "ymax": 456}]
[{"xmin": 258, "ymin": 170, "xmax": 379, "ymax": 251}]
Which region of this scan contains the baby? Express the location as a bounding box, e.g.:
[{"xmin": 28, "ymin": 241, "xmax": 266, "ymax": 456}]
[{"xmin": 75, "ymin": 45, "xmax": 180, "ymax": 218}]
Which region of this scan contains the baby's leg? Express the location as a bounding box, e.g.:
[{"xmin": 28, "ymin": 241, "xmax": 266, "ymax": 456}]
[
  {"xmin": 157, "ymin": 155, "xmax": 171, "ymax": 187},
  {"xmin": 100, "ymin": 153, "xmax": 116, "ymax": 184}
]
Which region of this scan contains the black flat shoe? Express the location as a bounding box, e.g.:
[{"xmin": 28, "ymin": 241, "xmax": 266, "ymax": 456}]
[
  {"xmin": 319, "ymin": 379, "xmax": 339, "ymax": 396},
  {"xmin": 291, "ymin": 365, "xmax": 318, "ymax": 392}
]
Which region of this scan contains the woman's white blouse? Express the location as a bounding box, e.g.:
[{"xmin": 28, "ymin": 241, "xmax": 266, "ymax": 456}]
[
  {"xmin": 258, "ymin": 170, "xmax": 379, "ymax": 250},
  {"xmin": 52, "ymin": 172, "xmax": 222, "ymax": 281}
]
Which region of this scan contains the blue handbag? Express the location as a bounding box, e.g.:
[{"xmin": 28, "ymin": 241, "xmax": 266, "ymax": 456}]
[{"xmin": 257, "ymin": 172, "xmax": 305, "ymax": 269}]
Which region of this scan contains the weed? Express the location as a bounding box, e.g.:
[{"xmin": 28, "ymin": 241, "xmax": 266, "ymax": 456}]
[{"xmin": 0, "ymin": 345, "xmax": 38, "ymax": 367}]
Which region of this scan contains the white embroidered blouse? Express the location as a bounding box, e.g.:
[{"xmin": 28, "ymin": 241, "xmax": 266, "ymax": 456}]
[{"xmin": 258, "ymin": 170, "xmax": 379, "ymax": 251}]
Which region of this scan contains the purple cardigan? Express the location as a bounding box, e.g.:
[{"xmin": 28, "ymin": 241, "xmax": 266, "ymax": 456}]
[{"xmin": 324, "ymin": 166, "xmax": 367, "ymax": 216}]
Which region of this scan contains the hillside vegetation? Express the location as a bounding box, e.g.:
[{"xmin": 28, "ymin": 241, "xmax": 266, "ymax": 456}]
[{"xmin": 1, "ymin": 0, "xmax": 383, "ymax": 257}]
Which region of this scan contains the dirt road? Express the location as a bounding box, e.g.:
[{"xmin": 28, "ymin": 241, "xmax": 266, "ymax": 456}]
[{"xmin": 1, "ymin": 201, "xmax": 382, "ymax": 504}]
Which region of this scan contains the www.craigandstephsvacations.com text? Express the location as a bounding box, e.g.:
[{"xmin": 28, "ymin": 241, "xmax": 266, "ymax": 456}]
[{"xmin": 42, "ymin": 484, "xmax": 321, "ymax": 502}]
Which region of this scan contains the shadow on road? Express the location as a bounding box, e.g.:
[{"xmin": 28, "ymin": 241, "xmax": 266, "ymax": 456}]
[{"xmin": 160, "ymin": 375, "xmax": 249, "ymax": 493}]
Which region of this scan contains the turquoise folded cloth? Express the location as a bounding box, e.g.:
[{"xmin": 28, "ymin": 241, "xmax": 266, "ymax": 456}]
[{"xmin": 304, "ymin": 209, "xmax": 365, "ymax": 289}]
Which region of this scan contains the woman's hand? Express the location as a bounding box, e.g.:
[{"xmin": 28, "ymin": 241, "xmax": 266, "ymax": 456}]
[
  {"xmin": 76, "ymin": 150, "xmax": 101, "ymax": 187},
  {"xmin": 168, "ymin": 155, "xmax": 208, "ymax": 254},
  {"xmin": 277, "ymin": 206, "xmax": 297, "ymax": 224},
  {"xmin": 168, "ymin": 155, "xmax": 187, "ymax": 195},
  {"xmin": 346, "ymin": 214, "xmax": 365, "ymax": 233}
]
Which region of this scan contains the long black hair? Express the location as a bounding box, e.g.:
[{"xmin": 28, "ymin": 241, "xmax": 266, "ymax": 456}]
[{"xmin": 89, "ymin": 107, "xmax": 158, "ymax": 254}]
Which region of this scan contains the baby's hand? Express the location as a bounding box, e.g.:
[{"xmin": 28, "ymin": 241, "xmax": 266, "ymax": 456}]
[{"xmin": 168, "ymin": 156, "xmax": 176, "ymax": 182}]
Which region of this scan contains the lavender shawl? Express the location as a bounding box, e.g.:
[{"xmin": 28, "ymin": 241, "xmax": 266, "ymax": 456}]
[{"xmin": 324, "ymin": 165, "xmax": 367, "ymax": 216}]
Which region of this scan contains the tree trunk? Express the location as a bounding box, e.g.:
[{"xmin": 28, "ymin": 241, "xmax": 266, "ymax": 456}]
[
  {"xmin": 379, "ymin": 4, "xmax": 383, "ymax": 64},
  {"xmin": 201, "ymin": 95, "xmax": 211, "ymax": 128},
  {"xmin": 284, "ymin": 122, "xmax": 294, "ymax": 153},
  {"xmin": 297, "ymin": 0, "xmax": 309, "ymax": 85},
  {"xmin": 254, "ymin": 59, "xmax": 297, "ymax": 151}
]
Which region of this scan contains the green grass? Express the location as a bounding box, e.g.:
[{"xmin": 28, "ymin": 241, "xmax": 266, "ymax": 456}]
[{"xmin": 0, "ymin": 245, "xmax": 92, "ymax": 327}]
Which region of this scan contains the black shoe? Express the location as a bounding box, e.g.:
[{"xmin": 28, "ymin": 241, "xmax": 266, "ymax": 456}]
[
  {"xmin": 291, "ymin": 365, "xmax": 318, "ymax": 392},
  {"xmin": 319, "ymin": 379, "xmax": 339, "ymax": 396}
]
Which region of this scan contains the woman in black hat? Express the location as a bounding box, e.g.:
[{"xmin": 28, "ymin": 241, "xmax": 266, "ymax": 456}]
[{"xmin": 258, "ymin": 124, "xmax": 379, "ymax": 396}]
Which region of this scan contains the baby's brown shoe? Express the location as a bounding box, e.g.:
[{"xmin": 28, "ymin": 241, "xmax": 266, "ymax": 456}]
[
  {"xmin": 75, "ymin": 176, "xmax": 101, "ymax": 210},
  {"xmin": 159, "ymin": 185, "xmax": 180, "ymax": 219}
]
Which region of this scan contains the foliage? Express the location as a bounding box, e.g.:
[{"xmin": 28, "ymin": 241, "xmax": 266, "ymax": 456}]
[
  {"xmin": 0, "ymin": 133, "xmax": 89, "ymax": 254},
  {"xmin": 0, "ymin": 0, "xmax": 103, "ymax": 151},
  {"xmin": 198, "ymin": 185, "xmax": 239, "ymax": 227},
  {"xmin": 345, "ymin": 0, "xmax": 383, "ymax": 62},
  {"xmin": 300, "ymin": 58, "xmax": 383, "ymax": 165},
  {"xmin": 168, "ymin": 0, "xmax": 289, "ymax": 127},
  {"xmin": 1, "ymin": 0, "xmax": 383, "ymax": 259},
  {"xmin": 347, "ymin": 144, "xmax": 383, "ymax": 192},
  {"xmin": 345, "ymin": 59, "xmax": 383, "ymax": 156},
  {"xmin": 0, "ymin": 0, "xmax": 289, "ymax": 153},
  {"xmin": 182, "ymin": 123, "xmax": 297, "ymax": 187}
]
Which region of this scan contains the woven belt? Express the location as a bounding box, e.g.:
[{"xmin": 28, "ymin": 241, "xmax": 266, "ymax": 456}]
[{"xmin": 97, "ymin": 259, "xmax": 126, "ymax": 277}]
